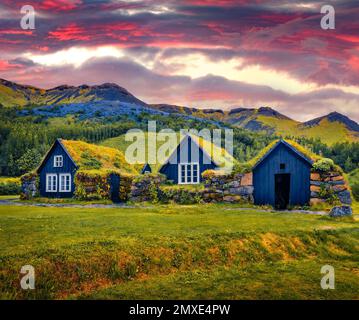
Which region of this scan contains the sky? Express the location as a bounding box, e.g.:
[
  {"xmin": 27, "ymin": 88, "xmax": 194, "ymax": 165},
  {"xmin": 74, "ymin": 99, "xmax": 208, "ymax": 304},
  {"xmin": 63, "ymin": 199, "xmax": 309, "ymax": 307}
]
[{"xmin": 0, "ymin": 0, "xmax": 358, "ymax": 122}]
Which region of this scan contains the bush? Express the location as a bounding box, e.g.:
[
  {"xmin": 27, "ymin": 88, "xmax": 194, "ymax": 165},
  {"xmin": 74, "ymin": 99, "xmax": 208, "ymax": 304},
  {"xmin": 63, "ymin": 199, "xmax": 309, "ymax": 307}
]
[
  {"xmin": 159, "ymin": 186, "xmax": 203, "ymax": 204},
  {"xmin": 312, "ymin": 158, "xmax": 335, "ymax": 172},
  {"xmin": 352, "ymin": 183, "xmax": 359, "ymax": 201},
  {"xmin": 0, "ymin": 181, "xmax": 21, "ymax": 195}
]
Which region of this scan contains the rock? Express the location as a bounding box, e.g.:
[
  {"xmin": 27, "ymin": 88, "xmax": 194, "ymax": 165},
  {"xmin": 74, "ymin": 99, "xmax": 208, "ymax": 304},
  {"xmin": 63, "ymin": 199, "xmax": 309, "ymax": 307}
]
[
  {"xmin": 310, "ymin": 191, "xmax": 319, "ymax": 198},
  {"xmin": 337, "ymin": 190, "xmax": 352, "ymax": 205},
  {"xmin": 230, "ymin": 186, "xmax": 254, "ymax": 196},
  {"xmin": 332, "ymin": 184, "xmax": 347, "ymax": 193},
  {"xmin": 310, "ymin": 185, "xmax": 321, "ymax": 192},
  {"xmin": 228, "ymin": 181, "xmax": 240, "ymax": 188},
  {"xmin": 329, "ymin": 206, "xmax": 352, "ymax": 217},
  {"xmin": 328, "ymin": 180, "xmax": 345, "ymax": 186},
  {"xmin": 310, "ymin": 173, "xmax": 321, "ymax": 181},
  {"xmin": 241, "ymin": 173, "xmax": 253, "ymax": 186},
  {"xmin": 331, "ymin": 175, "xmax": 344, "ymax": 181},
  {"xmin": 310, "ymin": 198, "xmax": 326, "ymax": 206},
  {"xmin": 329, "ymin": 172, "xmax": 341, "ymax": 178},
  {"xmin": 223, "ymin": 195, "xmax": 242, "ymax": 202},
  {"xmin": 310, "ymin": 181, "xmax": 322, "ymax": 186}
]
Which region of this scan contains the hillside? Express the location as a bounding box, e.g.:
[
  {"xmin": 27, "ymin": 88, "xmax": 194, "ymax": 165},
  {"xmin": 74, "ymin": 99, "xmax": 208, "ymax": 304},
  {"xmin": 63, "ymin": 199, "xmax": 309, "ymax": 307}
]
[
  {"xmin": 150, "ymin": 105, "xmax": 359, "ymax": 145},
  {"xmin": 1, "ymin": 78, "xmax": 358, "ymax": 145}
]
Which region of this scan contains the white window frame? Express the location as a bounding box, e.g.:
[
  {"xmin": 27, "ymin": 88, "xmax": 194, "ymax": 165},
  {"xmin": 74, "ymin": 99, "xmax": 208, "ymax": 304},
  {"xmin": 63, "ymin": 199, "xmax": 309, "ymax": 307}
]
[
  {"xmin": 178, "ymin": 163, "xmax": 200, "ymax": 184},
  {"xmin": 46, "ymin": 174, "xmax": 57, "ymax": 192},
  {"xmin": 59, "ymin": 173, "xmax": 71, "ymax": 192},
  {"xmin": 54, "ymin": 155, "xmax": 63, "ymax": 168}
]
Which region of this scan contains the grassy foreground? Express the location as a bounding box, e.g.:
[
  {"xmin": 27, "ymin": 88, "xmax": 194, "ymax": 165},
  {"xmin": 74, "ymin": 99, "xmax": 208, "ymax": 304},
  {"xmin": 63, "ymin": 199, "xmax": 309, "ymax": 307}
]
[{"xmin": 0, "ymin": 203, "xmax": 358, "ymax": 300}]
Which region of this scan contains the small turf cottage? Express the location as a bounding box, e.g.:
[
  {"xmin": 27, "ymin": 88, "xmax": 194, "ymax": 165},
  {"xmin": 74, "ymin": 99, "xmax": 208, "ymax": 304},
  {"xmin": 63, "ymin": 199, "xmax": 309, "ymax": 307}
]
[
  {"xmin": 158, "ymin": 134, "xmax": 233, "ymax": 184},
  {"xmin": 250, "ymin": 139, "xmax": 351, "ymax": 208},
  {"xmin": 252, "ymin": 139, "xmax": 312, "ymax": 209},
  {"xmin": 34, "ymin": 139, "xmax": 137, "ymax": 200}
]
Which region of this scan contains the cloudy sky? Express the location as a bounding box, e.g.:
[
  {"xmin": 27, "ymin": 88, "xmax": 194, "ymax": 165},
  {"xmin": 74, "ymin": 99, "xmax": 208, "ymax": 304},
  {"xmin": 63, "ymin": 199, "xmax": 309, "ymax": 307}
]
[{"xmin": 0, "ymin": 0, "xmax": 358, "ymax": 121}]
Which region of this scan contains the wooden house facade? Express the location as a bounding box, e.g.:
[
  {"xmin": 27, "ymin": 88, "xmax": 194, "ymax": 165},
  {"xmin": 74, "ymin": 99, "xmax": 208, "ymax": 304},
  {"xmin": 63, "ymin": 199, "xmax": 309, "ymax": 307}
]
[{"xmin": 253, "ymin": 140, "xmax": 313, "ymax": 209}]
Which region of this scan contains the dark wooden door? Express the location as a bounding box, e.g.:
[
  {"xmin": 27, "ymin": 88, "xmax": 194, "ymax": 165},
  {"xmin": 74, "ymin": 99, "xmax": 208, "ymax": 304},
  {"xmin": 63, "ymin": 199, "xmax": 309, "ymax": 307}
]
[
  {"xmin": 109, "ymin": 174, "xmax": 120, "ymax": 203},
  {"xmin": 275, "ymin": 173, "xmax": 290, "ymax": 209}
]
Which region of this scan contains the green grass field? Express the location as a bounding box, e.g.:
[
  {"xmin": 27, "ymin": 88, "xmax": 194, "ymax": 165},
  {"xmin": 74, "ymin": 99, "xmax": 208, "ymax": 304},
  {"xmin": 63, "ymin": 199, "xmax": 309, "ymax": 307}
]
[{"xmin": 0, "ymin": 203, "xmax": 358, "ymax": 300}]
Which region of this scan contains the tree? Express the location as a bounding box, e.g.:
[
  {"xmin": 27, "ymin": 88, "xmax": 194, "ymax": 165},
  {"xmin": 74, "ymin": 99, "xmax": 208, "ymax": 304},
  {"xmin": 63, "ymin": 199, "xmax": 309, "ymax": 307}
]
[{"xmin": 15, "ymin": 148, "xmax": 42, "ymax": 175}]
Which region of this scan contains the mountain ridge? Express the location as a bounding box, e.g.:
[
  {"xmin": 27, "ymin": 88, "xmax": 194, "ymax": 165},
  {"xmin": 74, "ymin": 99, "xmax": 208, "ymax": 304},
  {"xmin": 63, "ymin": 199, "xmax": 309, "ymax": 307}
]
[{"xmin": 0, "ymin": 78, "xmax": 358, "ymax": 145}]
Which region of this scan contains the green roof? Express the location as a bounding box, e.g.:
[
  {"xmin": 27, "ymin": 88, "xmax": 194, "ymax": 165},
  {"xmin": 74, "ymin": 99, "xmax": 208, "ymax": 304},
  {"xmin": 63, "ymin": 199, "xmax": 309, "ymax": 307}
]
[{"xmin": 60, "ymin": 139, "xmax": 139, "ymax": 174}]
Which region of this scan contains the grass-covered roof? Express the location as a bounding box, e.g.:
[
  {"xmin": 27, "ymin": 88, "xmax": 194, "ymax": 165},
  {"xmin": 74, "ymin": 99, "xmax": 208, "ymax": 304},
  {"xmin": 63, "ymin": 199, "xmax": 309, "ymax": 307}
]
[
  {"xmin": 60, "ymin": 139, "xmax": 139, "ymax": 174},
  {"xmin": 249, "ymin": 139, "xmax": 320, "ymax": 168}
]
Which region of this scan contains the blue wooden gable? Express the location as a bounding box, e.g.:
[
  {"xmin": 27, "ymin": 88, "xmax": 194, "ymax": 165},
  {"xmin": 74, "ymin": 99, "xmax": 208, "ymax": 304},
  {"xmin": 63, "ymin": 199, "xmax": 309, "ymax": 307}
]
[
  {"xmin": 36, "ymin": 139, "xmax": 78, "ymax": 198},
  {"xmin": 159, "ymin": 135, "xmax": 218, "ymax": 184},
  {"xmin": 253, "ymin": 140, "xmax": 312, "ymax": 208}
]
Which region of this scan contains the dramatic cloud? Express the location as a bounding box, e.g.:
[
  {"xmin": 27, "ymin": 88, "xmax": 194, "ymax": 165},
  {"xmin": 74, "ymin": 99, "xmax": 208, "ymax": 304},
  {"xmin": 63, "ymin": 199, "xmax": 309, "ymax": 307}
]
[{"xmin": 0, "ymin": 0, "xmax": 358, "ymax": 121}]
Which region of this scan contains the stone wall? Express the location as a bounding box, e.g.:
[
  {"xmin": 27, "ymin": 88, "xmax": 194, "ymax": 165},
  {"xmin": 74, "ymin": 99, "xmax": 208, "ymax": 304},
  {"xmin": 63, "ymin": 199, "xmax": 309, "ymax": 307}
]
[
  {"xmin": 118, "ymin": 174, "xmax": 133, "ymax": 202},
  {"xmin": 202, "ymin": 171, "xmax": 254, "ymax": 203},
  {"xmin": 130, "ymin": 174, "xmax": 166, "ymax": 202},
  {"xmin": 310, "ymin": 171, "xmax": 352, "ymax": 206},
  {"xmin": 20, "ymin": 173, "xmax": 38, "ymax": 200}
]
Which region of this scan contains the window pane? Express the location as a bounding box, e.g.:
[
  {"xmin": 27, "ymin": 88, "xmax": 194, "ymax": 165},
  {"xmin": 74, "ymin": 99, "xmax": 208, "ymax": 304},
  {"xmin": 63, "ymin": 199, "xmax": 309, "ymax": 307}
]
[
  {"xmin": 187, "ymin": 165, "xmax": 191, "ymax": 182},
  {"xmin": 180, "ymin": 165, "xmax": 186, "ymax": 183}
]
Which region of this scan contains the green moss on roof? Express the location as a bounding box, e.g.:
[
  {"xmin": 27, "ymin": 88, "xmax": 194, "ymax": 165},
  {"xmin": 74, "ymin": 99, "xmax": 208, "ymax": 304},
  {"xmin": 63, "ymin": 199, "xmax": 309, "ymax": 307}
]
[
  {"xmin": 189, "ymin": 134, "xmax": 237, "ymax": 171},
  {"xmin": 61, "ymin": 139, "xmax": 139, "ymax": 174},
  {"xmin": 255, "ymin": 139, "xmax": 319, "ymax": 166}
]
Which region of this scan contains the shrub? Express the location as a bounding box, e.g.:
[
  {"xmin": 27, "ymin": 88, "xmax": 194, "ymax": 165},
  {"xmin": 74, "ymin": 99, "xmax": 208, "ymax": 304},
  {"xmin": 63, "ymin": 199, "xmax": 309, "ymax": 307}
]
[
  {"xmin": 0, "ymin": 180, "xmax": 21, "ymax": 195},
  {"xmin": 351, "ymin": 183, "xmax": 359, "ymax": 201},
  {"xmin": 312, "ymin": 158, "xmax": 335, "ymax": 172},
  {"xmin": 159, "ymin": 186, "xmax": 203, "ymax": 204},
  {"xmin": 318, "ymin": 183, "xmax": 340, "ymax": 205}
]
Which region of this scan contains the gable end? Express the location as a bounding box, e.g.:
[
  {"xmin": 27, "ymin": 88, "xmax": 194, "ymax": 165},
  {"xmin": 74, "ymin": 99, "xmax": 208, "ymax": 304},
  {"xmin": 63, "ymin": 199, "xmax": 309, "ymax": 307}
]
[
  {"xmin": 36, "ymin": 139, "xmax": 78, "ymax": 173},
  {"xmin": 253, "ymin": 140, "xmax": 313, "ymax": 171}
]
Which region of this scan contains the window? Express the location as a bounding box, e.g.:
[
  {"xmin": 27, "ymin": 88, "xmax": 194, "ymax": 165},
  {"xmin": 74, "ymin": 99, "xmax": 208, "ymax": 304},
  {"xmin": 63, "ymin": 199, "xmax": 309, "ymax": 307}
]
[
  {"xmin": 178, "ymin": 163, "xmax": 199, "ymax": 184},
  {"xmin": 59, "ymin": 174, "xmax": 71, "ymax": 192},
  {"xmin": 280, "ymin": 163, "xmax": 286, "ymax": 170},
  {"xmin": 54, "ymin": 155, "xmax": 63, "ymax": 167},
  {"xmin": 46, "ymin": 174, "xmax": 57, "ymax": 192}
]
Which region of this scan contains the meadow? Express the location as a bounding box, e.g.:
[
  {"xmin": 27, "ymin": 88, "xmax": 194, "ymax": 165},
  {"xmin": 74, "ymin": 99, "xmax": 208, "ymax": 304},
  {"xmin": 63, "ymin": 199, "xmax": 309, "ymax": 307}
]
[{"xmin": 0, "ymin": 203, "xmax": 358, "ymax": 300}]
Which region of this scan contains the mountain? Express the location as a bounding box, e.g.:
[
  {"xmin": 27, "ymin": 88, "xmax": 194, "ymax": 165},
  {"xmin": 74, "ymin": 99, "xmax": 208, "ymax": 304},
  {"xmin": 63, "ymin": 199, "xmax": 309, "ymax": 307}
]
[
  {"xmin": 1, "ymin": 78, "xmax": 358, "ymax": 145},
  {"xmin": 0, "ymin": 78, "xmax": 147, "ymax": 107},
  {"xmin": 303, "ymin": 112, "xmax": 359, "ymax": 132},
  {"xmin": 150, "ymin": 104, "xmax": 359, "ymax": 145}
]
